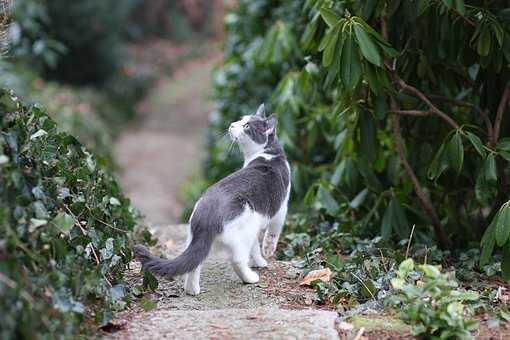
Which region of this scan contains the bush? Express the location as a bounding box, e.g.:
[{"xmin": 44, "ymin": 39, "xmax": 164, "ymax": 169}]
[
  {"xmin": 202, "ymin": 0, "xmax": 510, "ymax": 268},
  {"xmin": 0, "ymin": 89, "xmax": 140, "ymax": 338},
  {"xmin": 390, "ymin": 259, "xmax": 479, "ymax": 339}
]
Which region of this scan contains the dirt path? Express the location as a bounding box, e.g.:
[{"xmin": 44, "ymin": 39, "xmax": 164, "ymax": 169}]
[{"xmin": 109, "ymin": 51, "xmax": 339, "ymax": 339}]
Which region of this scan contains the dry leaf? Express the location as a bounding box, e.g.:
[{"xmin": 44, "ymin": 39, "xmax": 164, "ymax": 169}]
[
  {"xmin": 299, "ymin": 268, "xmax": 332, "ymax": 286},
  {"xmin": 496, "ymin": 286, "xmax": 509, "ymax": 304}
]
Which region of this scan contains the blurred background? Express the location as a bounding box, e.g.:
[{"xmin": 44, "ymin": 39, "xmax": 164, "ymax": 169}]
[{"xmin": 3, "ymin": 1, "xmax": 510, "ymax": 338}]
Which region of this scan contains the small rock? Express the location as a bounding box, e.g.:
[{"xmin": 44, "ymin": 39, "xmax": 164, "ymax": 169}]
[{"xmin": 284, "ymin": 267, "xmax": 300, "ymax": 279}]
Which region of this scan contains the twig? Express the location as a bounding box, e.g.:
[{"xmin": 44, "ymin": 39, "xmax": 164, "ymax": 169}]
[
  {"xmin": 492, "ymin": 82, "xmax": 510, "ymax": 147},
  {"xmin": 428, "ymin": 94, "xmax": 494, "ymax": 144},
  {"xmin": 353, "ymin": 327, "xmax": 366, "ymax": 340},
  {"xmin": 0, "ymin": 272, "xmax": 16, "ymax": 289},
  {"xmin": 405, "ymin": 224, "xmax": 416, "ymax": 258},
  {"xmin": 64, "ymin": 204, "xmax": 87, "ymax": 235},
  {"xmin": 388, "ymin": 68, "xmax": 460, "ymax": 129},
  {"xmin": 391, "ymin": 109, "xmax": 432, "ymax": 117},
  {"xmin": 391, "ymin": 99, "xmax": 452, "ymax": 249},
  {"xmin": 85, "ymin": 203, "xmax": 128, "ymax": 233},
  {"xmin": 350, "ymin": 272, "xmax": 376, "ymax": 300}
]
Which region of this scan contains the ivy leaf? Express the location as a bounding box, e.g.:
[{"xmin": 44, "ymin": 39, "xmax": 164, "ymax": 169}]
[
  {"xmin": 51, "ymin": 212, "xmax": 75, "ymax": 234},
  {"xmin": 140, "ymin": 298, "xmax": 158, "ymax": 311},
  {"xmin": 316, "ymin": 185, "xmax": 339, "ymax": 215},
  {"xmin": 354, "ymin": 24, "xmax": 382, "ymax": 66}
]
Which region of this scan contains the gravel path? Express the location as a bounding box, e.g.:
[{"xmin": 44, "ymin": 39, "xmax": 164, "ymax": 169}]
[{"xmin": 109, "ymin": 52, "xmax": 339, "ymax": 339}]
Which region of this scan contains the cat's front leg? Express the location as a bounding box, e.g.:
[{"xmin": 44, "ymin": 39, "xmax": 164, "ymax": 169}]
[
  {"xmin": 249, "ymin": 238, "xmax": 268, "ymax": 268},
  {"xmin": 263, "ymin": 208, "xmax": 286, "ymax": 258}
]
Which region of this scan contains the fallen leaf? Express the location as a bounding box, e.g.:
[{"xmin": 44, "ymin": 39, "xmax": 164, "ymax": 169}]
[
  {"xmin": 299, "ymin": 268, "xmax": 332, "ymax": 286},
  {"xmin": 496, "ymin": 286, "xmax": 509, "ymax": 304}
]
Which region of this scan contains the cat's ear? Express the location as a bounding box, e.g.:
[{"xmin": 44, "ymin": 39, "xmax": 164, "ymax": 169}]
[
  {"xmin": 255, "ymin": 103, "xmax": 266, "ymax": 118},
  {"xmin": 265, "ymin": 114, "xmax": 278, "ymax": 136}
]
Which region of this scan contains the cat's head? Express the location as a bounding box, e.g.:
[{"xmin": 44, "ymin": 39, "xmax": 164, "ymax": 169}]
[{"xmin": 228, "ymin": 104, "xmax": 277, "ymax": 157}]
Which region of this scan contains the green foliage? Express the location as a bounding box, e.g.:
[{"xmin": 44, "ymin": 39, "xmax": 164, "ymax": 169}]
[
  {"xmin": 42, "ymin": 0, "xmax": 136, "ymax": 84},
  {"xmin": 202, "ymin": 0, "xmax": 510, "ymax": 270},
  {"xmin": 0, "ymin": 90, "xmax": 140, "ymax": 338},
  {"xmin": 10, "ymin": 0, "xmax": 67, "ymax": 70},
  {"xmin": 390, "ymin": 259, "xmax": 479, "ymax": 339}
]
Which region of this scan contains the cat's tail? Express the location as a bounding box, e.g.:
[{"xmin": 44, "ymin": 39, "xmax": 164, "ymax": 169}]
[{"xmin": 133, "ymin": 226, "xmax": 214, "ymax": 278}]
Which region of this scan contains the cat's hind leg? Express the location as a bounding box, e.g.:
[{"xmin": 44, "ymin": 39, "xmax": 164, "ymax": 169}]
[
  {"xmin": 221, "ymin": 206, "xmax": 263, "ymax": 283},
  {"xmin": 184, "ymin": 264, "xmax": 202, "ymax": 295}
]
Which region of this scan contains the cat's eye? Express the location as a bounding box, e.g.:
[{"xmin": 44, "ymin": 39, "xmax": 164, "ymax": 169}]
[{"xmin": 243, "ymin": 123, "xmax": 250, "ymax": 130}]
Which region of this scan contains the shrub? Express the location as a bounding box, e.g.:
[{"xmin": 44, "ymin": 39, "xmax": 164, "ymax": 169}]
[
  {"xmin": 202, "ymin": 0, "xmax": 510, "ymax": 267},
  {"xmin": 390, "ymin": 259, "xmax": 479, "ymax": 339},
  {"xmin": 0, "ymin": 89, "xmax": 140, "ymax": 338}
]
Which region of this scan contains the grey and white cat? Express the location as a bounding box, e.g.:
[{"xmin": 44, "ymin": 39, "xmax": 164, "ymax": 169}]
[{"xmin": 133, "ymin": 104, "xmax": 290, "ymax": 295}]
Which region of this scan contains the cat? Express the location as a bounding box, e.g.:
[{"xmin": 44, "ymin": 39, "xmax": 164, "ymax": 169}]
[{"xmin": 133, "ymin": 104, "xmax": 291, "ymax": 295}]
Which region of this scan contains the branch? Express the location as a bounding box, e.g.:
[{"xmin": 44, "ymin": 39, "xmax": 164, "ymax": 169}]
[
  {"xmin": 385, "ymin": 65, "xmax": 460, "ymax": 130},
  {"xmin": 391, "ymin": 98, "xmax": 452, "ymax": 250},
  {"xmin": 427, "ymin": 94, "xmax": 494, "ymax": 144},
  {"xmin": 391, "ymin": 109, "xmax": 432, "ymax": 117},
  {"xmin": 492, "ymin": 82, "xmax": 510, "ymax": 147}
]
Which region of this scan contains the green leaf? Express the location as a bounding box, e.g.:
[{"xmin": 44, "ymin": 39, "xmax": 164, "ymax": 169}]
[
  {"xmin": 454, "ymin": 0, "xmax": 465, "ymax": 15},
  {"xmin": 316, "ymin": 185, "xmax": 339, "ymax": 215},
  {"xmin": 477, "ymin": 26, "xmax": 491, "ymax": 57},
  {"xmin": 427, "ymin": 142, "xmax": 448, "ymax": 180},
  {"xmin": 442, "ymin": 0, "xmax": 453, "ymax": 8},
  {"xmin": 480, "ymin": 221, "xmax": 496, "ymax": 266},
  {"xmin": 495, "ymin": 205, "xmax": 510, "ymax": 247},
  {"xmin": 359, "ymin": 110, "xmax": 377, "ymax": 162},
  {"xmin": 398, "ymin": 258, "xmax": 415, "ymax": 275},
  {"xmin": 320, "ymin": 7, "xmax": 341, "ymax": 27},
  {"xmin": 140, "ymin": 298, "xmax": 158, "ymax": 311},
  {"xmin": 322, "ymin": 25, "xmax": 340, "ymax": 67},
  {"xmin": 354, "ymin": 24, "xmax": 382, "ymax": 66},
  {"xmin": 341, "ymin": 34, "xmax": 361, "ymax": 89},
  {"xmin": 465, "ymin": 131, "xmax": 486, "ymax": 157},
  {"xmin": 447, "ymin": 131, "xmax": 464, "ymax": 174},
  {"xmin": 349, "ymin": 188, "xmax": 368, "ymax": 210},
  {"xmin": 51, "ymin": 212, "xmax": 75, "ymax": 234},
  {"xmin": 502, "ymin": 247, "xmax": 510, "ymax": 281},
  {"xmin": 485, "ymin": 154, "xmax": 497, "ymax": 181}
]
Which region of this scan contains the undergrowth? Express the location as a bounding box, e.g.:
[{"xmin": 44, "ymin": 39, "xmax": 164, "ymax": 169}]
[{"xmin": 0, "ymin": 90, "xmax": 151, "ymax": 339}]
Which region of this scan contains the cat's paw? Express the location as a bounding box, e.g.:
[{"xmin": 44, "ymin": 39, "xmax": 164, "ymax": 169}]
[
  {"xmin": 184, "ymin": 284, "xmax": 201, "ymax": 296},
  {"xmin": 250, "ymin": 257, "xmax": 268, "ymax": 268},
  {"xmin": 242, "ymin": 270, "xmax": 260, "ymax": 284},
  {"xmin": 263, "ymin": 233, "xmax": 278, "ymax": 258}
]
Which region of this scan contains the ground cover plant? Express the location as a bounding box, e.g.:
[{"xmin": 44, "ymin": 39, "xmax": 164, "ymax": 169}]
[
  {"xmin": 0, "ymin": 90, "xmax": 150, "ymax": 338},
  {"xmin": 193, "ymin": 0, "xmax": 510, "ymax": 336}
]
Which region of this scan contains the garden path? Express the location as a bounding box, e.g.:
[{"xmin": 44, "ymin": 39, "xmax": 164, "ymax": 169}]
[{"xmin": 109, "ymin": 50, "xmax": 340, "ymax": 339}]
